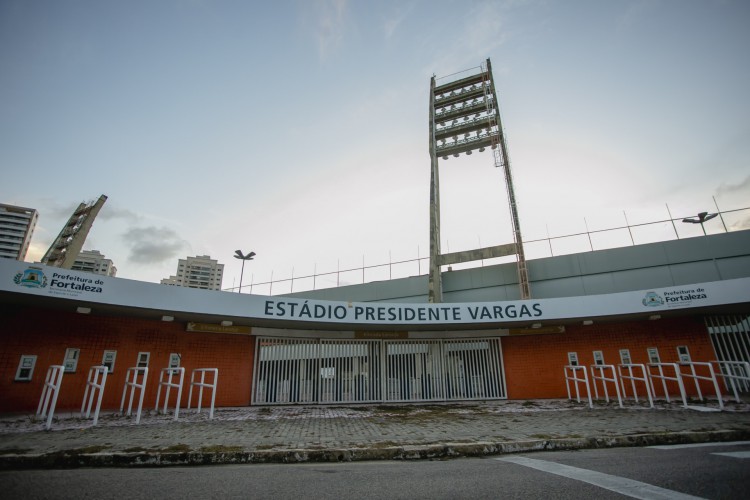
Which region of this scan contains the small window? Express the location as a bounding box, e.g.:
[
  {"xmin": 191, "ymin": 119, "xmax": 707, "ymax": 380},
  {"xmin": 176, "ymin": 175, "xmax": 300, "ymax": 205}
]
[
  {"xmin": 169, "ymin": 353, "xmax": 181, "ymax": 369},
  {"xmin": 677, "ymin": 346, "xmax": 691, "ymax": 363},
  {"xmin": 592, "ymin": 350, "xmax": 605, "ymax": 366},
  {"xmin": 63, "ymin": 348, "xmax": 80, "ymax": 372},
  {"xmin": 647, "ymin": 347, "xmax": 661, "ymax": 364},
  {"xmin": 567, "ymin": 352, "xmax": 579, "ymax": 367},
  {"xmin": 102, "ymin": 350, "xmax": 117, "ymax": 373},
  {"xmin": 15, "ymin": 355, "xmax": 37, "ymax": 381},
  {"xmin": 619, "ymin": 349, "xmax": 632, "ymax": 365},
  {"xmin": 136, "ymin": 352, "xmax": 150, "ymax": 368}
]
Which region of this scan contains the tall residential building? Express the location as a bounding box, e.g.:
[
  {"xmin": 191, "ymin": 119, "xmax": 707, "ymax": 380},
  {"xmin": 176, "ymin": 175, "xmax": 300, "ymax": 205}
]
[
  {"xmin": 0, "ymin": 203, "xmax": 39, "ymax": 261},
  {"xmin": 161, "ymin": 255, "xmax": 224, "ymax": 291},
  {"xmin": 71, "ymin": 250, "xmax": 117, "ymax": 277}
]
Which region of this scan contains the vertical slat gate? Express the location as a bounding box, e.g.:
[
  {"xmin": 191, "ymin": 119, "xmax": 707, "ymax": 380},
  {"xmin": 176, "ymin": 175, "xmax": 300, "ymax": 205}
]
[
  {"xmin": 252, "ymin": 336, "xmax": 506, "ymax": 405},
  {"xmin": 705, "ymin": 314, "xmax": 750, "ymax": 392}
]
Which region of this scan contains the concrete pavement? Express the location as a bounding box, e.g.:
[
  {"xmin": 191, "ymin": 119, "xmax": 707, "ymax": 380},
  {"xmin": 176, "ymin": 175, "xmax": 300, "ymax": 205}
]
[{"xmin": 1, "ymin": 399, "xmax": 750, "ymax": 468}]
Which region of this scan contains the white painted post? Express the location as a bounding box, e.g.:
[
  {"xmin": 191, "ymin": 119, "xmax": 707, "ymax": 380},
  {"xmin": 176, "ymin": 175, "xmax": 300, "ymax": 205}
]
[
  {"xmin": 590, "ymin": 365, "xmax": 623, "ymax": 408},
  {"xmin": 647, "ymin": 363, "xmax": 688, "ymax": 408},
  {"xmin": 564, "ymin": 365, "xmax": 593, "ymax": 408},
  {"xmin": 711, "ymin": 360, "xmax": 750, "ymax": 403},
  {"xmin": 617, "ymin": 364, "xmax": 654, "ymax": 408},
  {"xmin": 81, "ymin": 366, "xmax": 108, "ymax": 426},
  {"xmin": 155, "ymin": 367, "xmax": 185, "ymax": 420},
  {"xmin": 677, "ymin": 362, "xmax": 725, "ymax": 410},
  {"xmin": 187, "ymin": 368, "xmax": 219, "ymax": 419},
  {"xmin": 120, "ymin": 367, "xmax": 148, "ymax": 424},
  {"xmin": 36, "ymin": 365, "xmax": 65, "ymax": 430}
]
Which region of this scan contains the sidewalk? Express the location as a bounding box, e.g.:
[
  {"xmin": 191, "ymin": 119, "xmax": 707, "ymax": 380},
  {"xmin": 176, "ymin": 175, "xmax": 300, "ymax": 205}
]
[{"xmin": 2, "ymin": 399, "xmax": 750, "ymax": 468}]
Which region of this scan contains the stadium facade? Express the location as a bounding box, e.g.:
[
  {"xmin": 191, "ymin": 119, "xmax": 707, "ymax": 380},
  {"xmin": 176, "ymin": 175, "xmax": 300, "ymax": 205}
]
[{"xmin": 1, "ymin": 230, "xmax": 748, "ymax": 412}]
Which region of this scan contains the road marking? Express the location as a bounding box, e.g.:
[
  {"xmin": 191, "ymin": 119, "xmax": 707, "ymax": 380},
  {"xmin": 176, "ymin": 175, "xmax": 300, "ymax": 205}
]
[
  {"xmin": 711, "ymin": 451, "xmax": 750, "ymax": 459},
  {"xmin": 496, "ymin": 456, "xmax": 704, "ymax": 500},
  {"xmin": 648, "ymin": 441, "xmax": 750, "ymax": 450}
]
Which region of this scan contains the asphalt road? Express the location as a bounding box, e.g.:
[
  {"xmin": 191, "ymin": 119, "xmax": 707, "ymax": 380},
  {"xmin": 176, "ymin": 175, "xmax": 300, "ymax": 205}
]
[{"xmin": 1, "ymin": 441, "xmax": 749, "ymax": 499}]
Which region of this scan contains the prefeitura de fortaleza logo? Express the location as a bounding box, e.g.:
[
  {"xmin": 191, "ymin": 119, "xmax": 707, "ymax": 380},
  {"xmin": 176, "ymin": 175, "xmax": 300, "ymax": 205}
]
[
  {"xmin": 13, "ymin": 267, "xmax": 48, "ymax": 289},
  {"xmin": 642, "ymin": 291, "xmax": 664, "ymax": 307}
]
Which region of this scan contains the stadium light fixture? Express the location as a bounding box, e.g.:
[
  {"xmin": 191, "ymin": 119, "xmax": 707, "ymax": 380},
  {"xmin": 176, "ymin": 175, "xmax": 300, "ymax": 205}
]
[
  {"xmin": 233, "ymin": 250, "xmax": 256, "ymax": 293},
  {"xmin": 682, "ymin": 212, "xmax": 718, "ymax": 236}
]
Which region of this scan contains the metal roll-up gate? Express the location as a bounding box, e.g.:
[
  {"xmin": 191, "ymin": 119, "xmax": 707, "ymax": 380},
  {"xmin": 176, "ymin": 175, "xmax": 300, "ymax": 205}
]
[{"xmin": 252, "ymin": 337, "xmax": 506, "ymax": 405}]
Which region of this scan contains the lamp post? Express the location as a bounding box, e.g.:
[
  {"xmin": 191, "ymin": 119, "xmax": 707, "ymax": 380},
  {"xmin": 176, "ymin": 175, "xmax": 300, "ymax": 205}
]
[
  {"xmin": 682, "ymin": 212, "xmax": 718, "ymax": 236},
  {"xmin": 234, "ymin": 250, "xmax": 256, "ymax": 293}
]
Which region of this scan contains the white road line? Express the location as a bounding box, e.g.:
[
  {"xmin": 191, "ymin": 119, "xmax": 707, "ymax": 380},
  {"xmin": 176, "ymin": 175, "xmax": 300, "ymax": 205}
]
[
  {"xmin": 496, "ymin": 456, "xmax": 704, "ymax": 500},
  {"xmin": 648, "ymin": 441, "xmax": 750, "ymax": 450},
  {"xmin": 711, "ymin": 451, "xmax": 750, "ymax": 459}
]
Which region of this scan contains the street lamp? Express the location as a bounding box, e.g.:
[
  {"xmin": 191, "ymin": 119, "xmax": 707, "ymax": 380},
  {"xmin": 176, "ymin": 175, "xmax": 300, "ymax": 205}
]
[
  {"xmin": 234, "ymin": 250, "xmax": 256, "ymax": 293},
  {"xmin": 682, "ymin": 212, "xmax": 718, "ymax": 236}
]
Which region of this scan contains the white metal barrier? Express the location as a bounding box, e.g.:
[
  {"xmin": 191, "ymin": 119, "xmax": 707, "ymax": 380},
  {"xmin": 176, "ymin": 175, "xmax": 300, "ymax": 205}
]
[
  {"xmin": 81, "ymin": 366, "xmax": 108, "ymax": 426},
  {"xmin": 590, "ymin": 364, "xmax": 623, "ymax": 408},
  {"xmin": 711, "ymin": 360, "xmax": 750, "ymax": 403},
  {"xmin": 647, "ymin": 363, "xmax": 688, "ymax": 408},
  {"xmin": 155, "ymin": 367, "xmax": 185, "ymax": 420},
  {"xmin": 120, "ymin": 367, "xmax": 148, "ymax": 424},
  {"xmin": 617, "ymin": 363, "xmax": 654, "ymax": 408},
  {"xmin": 36, "ymin": 365, "xmax": 65, "ymax": 430},
  {"xmin": 677, "ymin": 362, "xmax": 724, "ymax": 410},
  {"xmin": 564, "ymin": 365, "xmax": 593, "ymax": 408},
  {"xmin": 187, "ymin": 368, "xmax": 218, "ymax": 419}
]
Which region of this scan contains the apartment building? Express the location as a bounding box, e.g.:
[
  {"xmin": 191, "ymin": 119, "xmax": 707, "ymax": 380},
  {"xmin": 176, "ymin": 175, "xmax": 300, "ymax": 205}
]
[
  {"xmin": 0, "ymin": 203, "xmax": 39, "ymax": 261},
  {"xmin": 70, "ymin": 249, "xmax": 117, "ymax": 277},
  {"xmin": 161, "ymin": 254, "xmax": 224, "ymax": 290}
]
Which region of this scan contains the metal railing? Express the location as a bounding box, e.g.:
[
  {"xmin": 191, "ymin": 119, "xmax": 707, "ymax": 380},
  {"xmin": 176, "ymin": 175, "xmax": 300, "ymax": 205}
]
[{"xmin": 226, "ymin": 206, "xmax": 749, "ymax": 295}]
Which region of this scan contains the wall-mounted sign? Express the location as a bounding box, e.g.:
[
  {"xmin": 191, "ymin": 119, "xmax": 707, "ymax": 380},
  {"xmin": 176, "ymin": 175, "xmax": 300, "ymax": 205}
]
[
  {"xmin": 508, "ymin": 326, "xmax": 565, "ymax": 336},
  {"xmin": 355, "ymin": 331, "xmax": 409, "ymax": 339},
  {"xmin": 186, "ymin": 322, "xmax": 252, "ymax": 335}
]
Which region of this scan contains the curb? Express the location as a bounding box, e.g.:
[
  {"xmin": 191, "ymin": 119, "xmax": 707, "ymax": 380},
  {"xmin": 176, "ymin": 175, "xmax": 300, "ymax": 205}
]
[{"xmin": 1, "ymin": 429, "xmax": 748, "ymax": 469}]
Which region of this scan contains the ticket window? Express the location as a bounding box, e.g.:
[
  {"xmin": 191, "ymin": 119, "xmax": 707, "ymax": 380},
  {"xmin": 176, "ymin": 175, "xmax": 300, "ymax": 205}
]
[
  {"xmin": 619, "ymin": 349, "xmax": 632, "ymax": 365},
  {"xmin": 677, "ymin": 346, "xmax": 691, "ymax": 363},
  {"xmin": 168, "ymin": 353, "xmax": 181, "ymax": 372},
  {"xmin": 63, "ymin": 348, "xmax": 80, "ymax": 373},
  {"xmin": 102, "ymin": 350, "xmax": 117, "ymax": 373},
  {"xmin": 15, "ymin": 355, "xmax": 37, "ymax": 381},
  {"xmin": 647, "ymin": 347, "xmax": 661, "ymax": 364},
  {"xmin": 136, "ymin": 352, "xmax": 150, "ymax": 369},
  {"xmin": 567, "ymin": 352, "xmax": 579, "ymax": 367},
  {"xmin": 592, "ymin": 350, "xmax": 605, "ymax": 366}
]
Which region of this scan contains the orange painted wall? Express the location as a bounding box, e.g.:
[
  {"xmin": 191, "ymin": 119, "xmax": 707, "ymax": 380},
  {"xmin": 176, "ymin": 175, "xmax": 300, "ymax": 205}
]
[
  {"xmin": 0, "ymin": 306, "xmax": 254, "ymax": 412},
  {"xmin": 1, "ymin": 305, "xmax": 720, "ymax": 411},
  {"xmin": 502, "ymin": 316, "xmax": 719, "ymax": 400}
]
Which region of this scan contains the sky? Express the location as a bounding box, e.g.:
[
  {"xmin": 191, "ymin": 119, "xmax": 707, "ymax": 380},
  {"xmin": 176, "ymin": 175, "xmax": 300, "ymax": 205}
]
[{"xmin": 1, "ymin": 0, "xmax": 749, "ymax": 294}]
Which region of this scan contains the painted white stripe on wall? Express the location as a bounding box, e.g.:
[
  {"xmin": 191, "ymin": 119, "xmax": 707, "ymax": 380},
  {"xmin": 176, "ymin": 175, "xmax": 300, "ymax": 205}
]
[{"xmin": 496, "ymin": 456, "xmax": 704, "ymax": 500}]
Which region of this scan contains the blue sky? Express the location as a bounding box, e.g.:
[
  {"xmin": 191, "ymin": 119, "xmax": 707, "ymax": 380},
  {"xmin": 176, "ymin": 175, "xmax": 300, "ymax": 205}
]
[{"xmin": 2, "ymin": 0, "xmax": 749, "ymax": 293}]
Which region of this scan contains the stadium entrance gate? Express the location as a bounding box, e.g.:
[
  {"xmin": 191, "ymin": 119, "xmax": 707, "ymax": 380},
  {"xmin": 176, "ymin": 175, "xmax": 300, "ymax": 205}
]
[{"xmin": 252, "ymin": 337, "xmax": 506, "ymax": 404}]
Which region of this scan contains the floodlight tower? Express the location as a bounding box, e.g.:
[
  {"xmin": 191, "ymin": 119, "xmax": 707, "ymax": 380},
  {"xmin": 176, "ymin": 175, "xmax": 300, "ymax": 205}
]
[
  {"xmin": 41, "ymin": 195, "xmax": 107, "ymax": 269},
  {"xmin": 428, "ymin": 59, "xmax": 530, "ymax": 302}
]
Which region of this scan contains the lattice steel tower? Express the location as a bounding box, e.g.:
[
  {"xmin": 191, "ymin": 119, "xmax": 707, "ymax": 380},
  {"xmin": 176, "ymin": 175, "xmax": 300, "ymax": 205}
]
[{"xmin": 428, "ymin": 59, "xmax": 530, "ymax": 302}]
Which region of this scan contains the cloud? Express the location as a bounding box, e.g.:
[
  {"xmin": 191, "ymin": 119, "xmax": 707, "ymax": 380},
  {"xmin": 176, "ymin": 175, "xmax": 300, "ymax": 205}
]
[
  {"xmin": 716, "ymin": 175, "xmax": 750, "ymax": 196},
  {"xmin": 425, "ymin": 2, "xmax": 512, "ymax": 76},
  {"xmin": 730, "ymin": 216, "xmax": 750, "ymax": 231},
  {"xmin": 314, "ymin": 0, "xmax": 348, "ymax": 61},
  {"xmin": 122, "ymin": 226, "xmax": 189, "ymax": 264},
  {"xmin": 383, "ymin": 2, "xmax": 416, "ymax": 40},
  {"xmin": 98, "ymin": 206, "xmax": 141, "ymax": 223}
]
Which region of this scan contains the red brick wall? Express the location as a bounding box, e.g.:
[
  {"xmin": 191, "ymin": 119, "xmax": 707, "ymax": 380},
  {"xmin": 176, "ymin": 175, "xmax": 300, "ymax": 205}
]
[
  {"xmin": 502, "ymin": 316, "xmax": 718, "ymax": 399},
  {"xmin": 0, "ymin": 306, "xmax": 254, "ymax": 412},
  {"xmin": 0, "ymin": 306, "xmax": 721, "ymax": 411}
]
